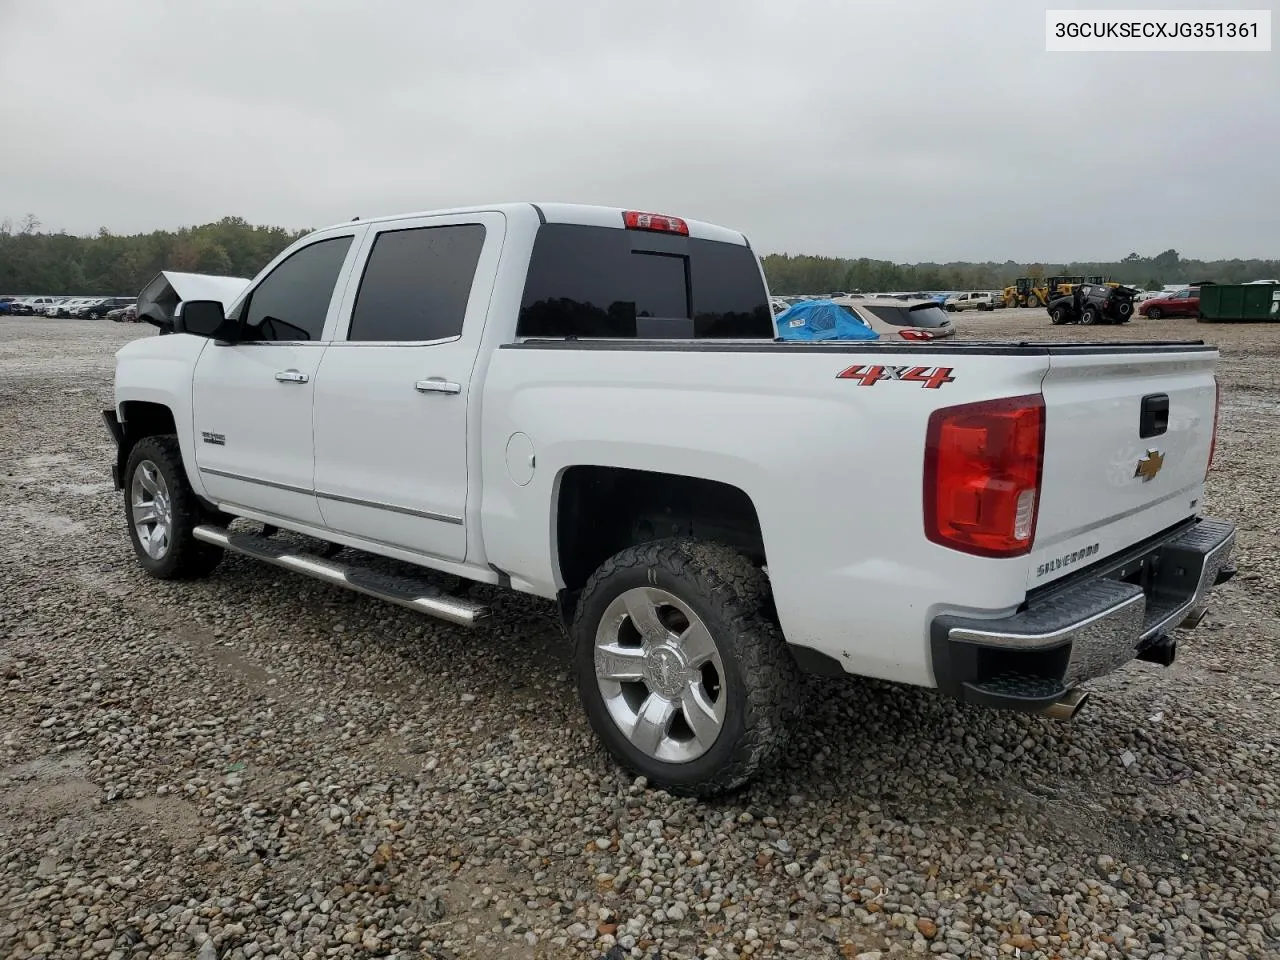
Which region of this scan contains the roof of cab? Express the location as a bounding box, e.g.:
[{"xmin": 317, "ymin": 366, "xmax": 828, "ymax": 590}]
[{"xmin": 316, "ymin": 202, "xmax": 750, "ymax": 247}]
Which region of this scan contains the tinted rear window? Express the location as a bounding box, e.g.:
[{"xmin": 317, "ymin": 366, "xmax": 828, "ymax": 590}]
[
  {"xmin": 348, "ymin": 224, "xmax": 486, "ymax": 342},
  {"xmin": 517, "ymin": 223, "xmax": 772, "ymax": 339},
  {"xmin": 859, "ymin": 303, "xmax": 952, "ymax": 328}
]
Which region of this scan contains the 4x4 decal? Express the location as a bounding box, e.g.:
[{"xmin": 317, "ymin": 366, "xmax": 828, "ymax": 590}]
[{"xmin": 837, "ymin": 364, "xmax": 955, "ymax": 389}]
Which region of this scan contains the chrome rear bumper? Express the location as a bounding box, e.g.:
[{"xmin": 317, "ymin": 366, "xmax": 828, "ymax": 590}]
[{"xmin": 930, "ymin": 518, "xmax": 1236, "ymax": 712}]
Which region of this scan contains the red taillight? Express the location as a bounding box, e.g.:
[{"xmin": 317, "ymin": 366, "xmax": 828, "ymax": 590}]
[
  {"xmin": 623, "ymin": 210, "xmax": 689, "ymax": 235},
  {"xmin": 924, "ymin": 395, "xmax": 1046, "ymax": 558},
  {"xmin": 899, "ymin": 329, "xmax": 934, "ymax": 341},
  {"xmin": 1207, "ymin": 378, "xmax": 1220, "ymax": 477}
]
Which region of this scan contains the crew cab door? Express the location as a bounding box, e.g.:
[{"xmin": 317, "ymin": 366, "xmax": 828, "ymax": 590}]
[
  {"xmin": 311, "ymin": 212, "xmax": 505, "ymax": 562},
  {"xmin": 192, "ymin": 230, "xmax": 363, "ymax": 525}
]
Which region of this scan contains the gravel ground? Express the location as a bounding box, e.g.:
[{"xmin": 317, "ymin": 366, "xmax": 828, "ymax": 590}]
[{"xmin": 1, "ymin": 312, "xmax": 1277, "ymax": 960}]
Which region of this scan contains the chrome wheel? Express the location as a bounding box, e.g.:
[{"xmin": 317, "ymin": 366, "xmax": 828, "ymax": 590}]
[
  {"xmin": 130, "ymin": 460, "xmax": 173, "ymax": 560},
  {"xmin": 593, "ymin": 587, "xmax": 727, "ymax": 763}
]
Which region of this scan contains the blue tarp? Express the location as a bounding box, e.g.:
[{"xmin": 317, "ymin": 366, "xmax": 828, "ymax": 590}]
[{"xmin": 773, "ymin": 300, "xmax": 879, "ymax": 341}]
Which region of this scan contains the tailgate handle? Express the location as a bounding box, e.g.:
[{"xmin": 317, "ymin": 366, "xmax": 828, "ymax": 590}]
[{"xmin": 1140, "ymin": 394, "xmax": 1169, "ymax": 438}]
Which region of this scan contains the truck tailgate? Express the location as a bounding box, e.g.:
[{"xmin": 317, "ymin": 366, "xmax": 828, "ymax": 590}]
[{"xmin": 1030, "ymin": 346, "xmax": 1218, "ymax": 588}]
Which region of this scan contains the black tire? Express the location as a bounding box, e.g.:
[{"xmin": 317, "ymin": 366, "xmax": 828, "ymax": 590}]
[
  {"xmin": 123, "ymin": 435, "xmax": 223, "ymax": 580},
  {"xmin": 1081, "ymin": 306, "xmax": 1100, "ymax": 326},
  {"xmin": 570, "ymin": 539, "xmax": 800, "ymax": 797},
  {"xmin": 1026, "ymin": 295, "xmax": 1041, "ymax": 308},
  {"xmin": 1146, "ymin": 306, "xmax": 1162, "ymax": 320},
  {"xmin": 1050, "ymin": 306, "xmax": 1068, "ymax": 325}
]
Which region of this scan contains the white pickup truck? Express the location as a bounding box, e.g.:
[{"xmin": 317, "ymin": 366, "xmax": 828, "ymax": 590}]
[{"xmin": 104, "ymin": 203, "xmax": 1236, "ymax": 796}]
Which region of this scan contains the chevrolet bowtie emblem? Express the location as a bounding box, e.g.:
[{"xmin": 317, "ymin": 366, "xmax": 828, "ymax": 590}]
[{"xmin": 1134, "ymin": 449, "xmax": 1165, "ymax": 482}]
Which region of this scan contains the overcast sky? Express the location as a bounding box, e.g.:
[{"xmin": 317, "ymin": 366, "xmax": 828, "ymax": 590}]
[{"xmin": 1, "ymin": 0, "xmax": 1276, "ymax": 262}]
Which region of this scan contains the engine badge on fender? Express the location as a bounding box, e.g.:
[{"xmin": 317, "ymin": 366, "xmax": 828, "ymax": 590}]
[{"xmin": 837, "ymin": 364, "xmax": 955, "ymax": 389}]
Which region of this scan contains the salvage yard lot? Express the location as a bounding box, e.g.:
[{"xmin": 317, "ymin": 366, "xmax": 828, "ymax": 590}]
[{"xmin": 1, "ymin": 313, "xmax": 1277, "ymax": 960}]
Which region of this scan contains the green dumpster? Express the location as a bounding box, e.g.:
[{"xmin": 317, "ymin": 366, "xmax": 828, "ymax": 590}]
[{"xmin": 1198, "ymin": 283, "xmax": 1280, "ymax": 322}]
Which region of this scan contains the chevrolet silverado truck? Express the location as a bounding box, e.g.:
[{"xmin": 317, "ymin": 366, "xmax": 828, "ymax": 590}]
[{"xmin": 103, "ymin": 203, "xmax": 1236, "ymax": 796}]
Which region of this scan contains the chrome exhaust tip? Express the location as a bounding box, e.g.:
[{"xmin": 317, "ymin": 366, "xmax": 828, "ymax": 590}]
[{"xmin": 1040, "ymin": 688, "xmax": 1089, "ymax": 721}]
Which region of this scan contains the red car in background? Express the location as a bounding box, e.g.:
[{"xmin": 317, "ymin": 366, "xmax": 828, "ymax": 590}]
[{"xmin": 1138, "ymin": 287, "xmax": 1199, "ymax": 319}]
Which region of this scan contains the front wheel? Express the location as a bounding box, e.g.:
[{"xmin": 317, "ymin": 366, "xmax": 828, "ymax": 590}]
[
  {"xmin": 1146, "ymin": 306, "xmax": 1162, "ymax": 320},
  {"xmin": 1081, "ymin": 306, "xmax": 1101, "ymax": 325},
  {"xmin": 124, "ymin": 436, "xmax": 224, "ymax": 579},
  {"xmin": 571, "ymin": 539, "xmax": 800, "ymax": 797},
  {"xmin": 1026, "ymin": 295, "xmax": 1041, "ymax": 308},
  {"xmin": 1050, "ymin": 306, "xmax": 1068, "ymax": 324}
]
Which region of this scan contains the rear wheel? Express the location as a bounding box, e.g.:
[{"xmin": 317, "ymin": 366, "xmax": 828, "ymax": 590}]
[
  {"xmin": 571, "ymin": 539, "xmax": 799, "ymax": 797},
  {"xmin": 124, "ymin": 436, "xmax": 223, "ymax": 580},
  {"xmin": 1146, "ymin": 306, "xmax": 1163, "ymax": 320}
]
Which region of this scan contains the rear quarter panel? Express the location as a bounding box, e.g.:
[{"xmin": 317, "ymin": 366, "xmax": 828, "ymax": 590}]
[{"xmin": 479, "ymin": 343, "xmax": 1051, "ymax": 687}]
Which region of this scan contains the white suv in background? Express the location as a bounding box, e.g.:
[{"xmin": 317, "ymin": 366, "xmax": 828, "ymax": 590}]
[{"xmin": 944, "ymin": 291, "xmax": 998, "ymax": 312}]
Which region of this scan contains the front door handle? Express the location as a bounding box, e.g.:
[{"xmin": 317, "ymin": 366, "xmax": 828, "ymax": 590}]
[
  {"xmin": 275, "ymin": 369, "xmax": 309, "ymax": 384},
  {"xmin": 415, "ymin": 378, "xmax": 461, "ymax": 395}
]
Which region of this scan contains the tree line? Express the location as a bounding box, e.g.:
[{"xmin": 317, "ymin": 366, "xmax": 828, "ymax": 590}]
[
  {"xmin": 761, "ymin": 249, "xmax": 1280, "ymax": 295},
  {"xmin": 0, "ymin": 215, "xmax": 308, "ymax": 296},
  {"xmin": 2, "ymin": 214, "xmax": 1277, "ymax": 297}
]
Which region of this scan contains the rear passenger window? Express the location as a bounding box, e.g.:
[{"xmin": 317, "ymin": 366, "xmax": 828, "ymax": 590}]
[
  {"xmin": 517, "ymin": 223, "xmax": 772, "ymax": 339},
  {"xmin": 348, "ymin": 224, "xmax": 486, "ymax": 342}
]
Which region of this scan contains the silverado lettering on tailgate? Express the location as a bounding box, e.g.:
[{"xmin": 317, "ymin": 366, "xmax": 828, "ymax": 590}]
[{"xmin": 1037, "ymin": 542, "xmax": 1101, "ymax": 579}]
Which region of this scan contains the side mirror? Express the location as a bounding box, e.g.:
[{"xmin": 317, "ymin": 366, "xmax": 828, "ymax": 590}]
[{"xmin": 175, "ymin": 300, "xmax": 239, "ymax": 341}]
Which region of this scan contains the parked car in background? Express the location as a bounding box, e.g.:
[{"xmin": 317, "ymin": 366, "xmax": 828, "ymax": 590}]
[
  {"xmin": 107, "ymin": 304, "xmax": 139, "ymax": 323},
  {"xmin": 78, "ymin": 297, "xmax": 137, "ymax": 319},
  {"xmin": 944, "ymin": 291, "xmax": 998, "ymax": 312},
  {"xmin": 12, "ymin": 296, "xmax": 61, "ymax": 315},
  {"xmin": 0, "ymin": 297, "xmax": 16, "ymax": 315},
  {"xmin": 1139, "ymin": 288, "xmax": 1200, "ymax": 319},
  {"xmin": 53, "ymin": 297, "xmax": 97, "ymax": 318},
  {"xmin": 831, "ymin": 295, "xmax": 956, "ymax": 340},
  {"xmin": 43, "ymin": 298, "xmax": 75, "ymax": 317}
]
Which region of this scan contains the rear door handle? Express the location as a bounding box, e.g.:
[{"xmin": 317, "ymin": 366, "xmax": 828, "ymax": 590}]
[
  {"xmin": 275, "ymin": 369, "xmax": 309, "ymax": 384},
  {"xmin": 415, "ymin": 378, "xmax": 461, "ymax": 395}
]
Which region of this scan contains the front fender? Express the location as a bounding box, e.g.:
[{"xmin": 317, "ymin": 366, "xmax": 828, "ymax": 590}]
[{"xmin": 113, "ymin": 334, "xmax": 209, "ymax": 498}]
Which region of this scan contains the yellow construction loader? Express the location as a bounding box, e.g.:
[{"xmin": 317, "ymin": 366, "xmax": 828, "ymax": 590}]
[{"xmin": 1003, "ymin": 276, "xmax": 1085, "ymax": 308}]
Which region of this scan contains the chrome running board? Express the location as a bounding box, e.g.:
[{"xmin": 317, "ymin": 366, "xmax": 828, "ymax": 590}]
[{"xmin": 193, "ymin": 525, "xmax": 488, "ymax": 627}]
